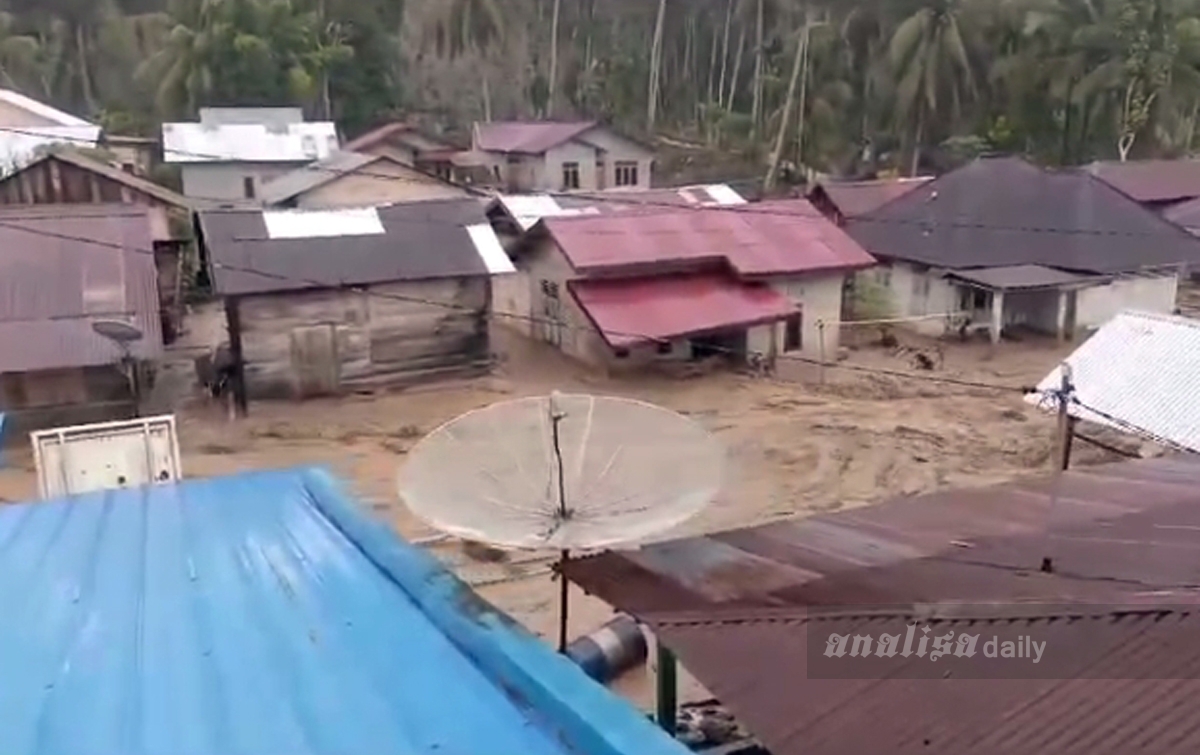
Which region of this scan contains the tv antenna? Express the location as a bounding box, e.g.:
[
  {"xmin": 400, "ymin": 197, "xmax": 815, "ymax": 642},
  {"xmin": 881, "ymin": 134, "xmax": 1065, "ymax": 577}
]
[
  {"xmin": 92, "ymin": 319, "xmax": 144, "ymax": 416},
  {"xmin": 398, "ymin": 391, "xmax": 724, "ymax": 652}
]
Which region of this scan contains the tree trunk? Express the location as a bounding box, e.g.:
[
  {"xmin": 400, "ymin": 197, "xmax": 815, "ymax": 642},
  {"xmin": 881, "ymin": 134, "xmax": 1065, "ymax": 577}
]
[
  {"xmin": 718, "ymin": 0, "xmax": 733, "ymax": 108},
  {"xmin": 910, "ymin": 108, "xmax": 924, "ymax": 177},
  {"xmin": 483, "ymin": 71, "xmax": 493, "ymax": 122},
  {"xmin": 751, "ymin": 0, "xmax": 764, "ymax": 136},
  {"xmin": 647, "ymin": 0, "xmax": 668, "ymax": 130},
  {"xmin": 548, "ymin": 0, "xmax": 561, "ymax": 116},
  {"xmin": 728, "ymin": 27, "xmax": 745, "ymax": 111},
  {"xmin": 708, "ymin": 25, "xmax": 719, "ymax": 107},
  {"xmin": 794, "ymin": 15, "xmax": 812, "ymax": 170},
  {"xmin": 764, "ymin": 22, "xmax": 807, "ymax": 193},
  {"xmin": 1059, "ymin": 80, "xmax": 1074, "ymax": 165},
  {"xmin": 75, "ymin": 24, "xmax": 95, "ymax": 111}
]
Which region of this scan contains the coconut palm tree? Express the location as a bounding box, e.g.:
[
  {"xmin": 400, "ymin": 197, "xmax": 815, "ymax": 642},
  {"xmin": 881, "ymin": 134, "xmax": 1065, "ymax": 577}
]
[
  {"xmin": 889, "ymin": 0, "xmax": 981, "ymax": 175},
  {"xmin": 0, "ymin": 12, "xmax": 40, "ymax": 90}
]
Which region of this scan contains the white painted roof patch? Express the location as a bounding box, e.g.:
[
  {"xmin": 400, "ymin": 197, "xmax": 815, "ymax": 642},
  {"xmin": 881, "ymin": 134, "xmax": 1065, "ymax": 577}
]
[
  {"xmin": 163, "ymin": 121, "xmax": 339, "ymax": 164},
  {"xmin": 263, "ymin": 207, "xmax": 385, "ymax": 239},
  {"xmin": 467, "ymin": 224, "xmax": 516, "ymax": 274},
  {"xmin": 1027, "ymin": 310, "xmax": 1200, "ymax": 451}
]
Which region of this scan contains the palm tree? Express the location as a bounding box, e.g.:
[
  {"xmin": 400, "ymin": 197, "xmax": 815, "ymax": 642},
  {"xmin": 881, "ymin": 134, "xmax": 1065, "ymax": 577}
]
[
  {"xmin": 136, "ymin": 0, "xmax": 226, "ymax": 117},
  {"xmin": 889, "ymin": 0, "xmax": 980, "ymax": 175},
  {"xmin": 0, "ymin": 12, "xmax": 40, "ymax": 90}
]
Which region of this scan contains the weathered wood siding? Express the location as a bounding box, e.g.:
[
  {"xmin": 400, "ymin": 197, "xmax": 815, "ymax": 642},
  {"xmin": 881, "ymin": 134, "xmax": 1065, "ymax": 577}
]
[
  {"xmin": 0, "ymin": 157, "xmax": 179, "ymax": 240},
  {"xmin": 236, "ymin": 278, "xmax": 491, "ymax": 399}
]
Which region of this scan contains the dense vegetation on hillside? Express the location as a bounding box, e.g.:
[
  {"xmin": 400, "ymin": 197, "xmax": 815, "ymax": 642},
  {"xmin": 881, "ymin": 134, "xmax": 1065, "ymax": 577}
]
[{"xmin": 0, "ymin": 0, "xmax": 1195, "ymax": 176}]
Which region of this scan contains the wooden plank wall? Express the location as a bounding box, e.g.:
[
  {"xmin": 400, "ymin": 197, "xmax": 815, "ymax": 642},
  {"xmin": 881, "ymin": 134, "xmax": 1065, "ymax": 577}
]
[{"xmin": 237, "ymin": 278, "xmax": 490, "ymax": 399}]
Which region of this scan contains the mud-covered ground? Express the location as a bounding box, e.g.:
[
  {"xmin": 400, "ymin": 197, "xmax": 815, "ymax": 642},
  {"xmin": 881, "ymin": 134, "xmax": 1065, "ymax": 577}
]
[{"xmin": 0, "ymin": 324, "xmax": 1144, "ymax": 706}]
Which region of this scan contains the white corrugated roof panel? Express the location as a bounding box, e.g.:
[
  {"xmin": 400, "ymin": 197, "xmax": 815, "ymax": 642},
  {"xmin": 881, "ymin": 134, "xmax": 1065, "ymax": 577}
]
[
  {"xmin": 1026, "ymin": 310, "xmax": 1200, "ymax": 451},
  {"xmin": 162, "ymin": 121, "xmax": 339, "ymax": 164}
]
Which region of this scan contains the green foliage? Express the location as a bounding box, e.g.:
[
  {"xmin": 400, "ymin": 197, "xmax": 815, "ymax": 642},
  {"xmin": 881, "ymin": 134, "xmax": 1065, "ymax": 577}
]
[{"xmin": 3, "ymin": 0, "xmax": 1200, "ymax": 176}]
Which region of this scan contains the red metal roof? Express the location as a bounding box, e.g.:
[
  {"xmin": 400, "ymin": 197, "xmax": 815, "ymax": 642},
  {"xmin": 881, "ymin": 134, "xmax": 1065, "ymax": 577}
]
[
  {"xmin": 544, "ymin": 200, "xmax": 876, "ymax": 277},
  {"xmin": 813, "ymin": 176, "xmax": 933, "ymax": 218},
  {"xmin": 1088, "ymin": 159, "xmax": 1200, "ymax": 203},
  {"xmin": 0, "ymin": 204, "xmax": 162, "ymax": 373},
  {"xmin": 474, "ymin": 121, "xmax": 597, "ymax": 154},
  {"xmin": 569, "ymin": 274, "xmax": 797, "ymax": 348}
]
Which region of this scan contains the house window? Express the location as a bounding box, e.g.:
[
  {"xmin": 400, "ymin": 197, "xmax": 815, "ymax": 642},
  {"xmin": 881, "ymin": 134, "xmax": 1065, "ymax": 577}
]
[
  {"xmin": 614, "ymin": 347, "xmax": 630, "ymax": 359},
  {"xmin": 656, "ymin": 341, "xmax": 673, "ymax": 355},
  {"xmin": 243, "ymin": 176, "xmax": 256, "ymax": 199},
  {"xmin": 785, "ymin": 314, "xmax": 803, "ymax": 352},
  {"xmin": 615, "ymin": 161, "xmax": 639, "ymax": 187},
  {"xmin": 562, "ymin": 162, "xmax": 581, "ymax": 190},
  {"xmin": 506, "ymin": 155, "xmax": 521, "ymax": 165}
]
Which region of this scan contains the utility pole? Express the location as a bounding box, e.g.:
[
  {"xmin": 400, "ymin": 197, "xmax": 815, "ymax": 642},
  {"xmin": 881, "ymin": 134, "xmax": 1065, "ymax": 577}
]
[{"xmin": 1041, "ymin": 363, "xmax": 1074, "ymax": 574}]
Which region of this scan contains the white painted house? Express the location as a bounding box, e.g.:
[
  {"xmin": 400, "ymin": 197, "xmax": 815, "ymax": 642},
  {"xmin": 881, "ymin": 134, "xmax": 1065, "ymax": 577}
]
[
  {"xmin": 842, "ymin": 156, "xmax": 1200, "ymax": 342},
  {"xmin": 163, "ymin": 108, "xmax": 339, "ymax": 202},
  {"xmin": 470, "ymin": 121, "xmax": 653, "ymax": 193}
]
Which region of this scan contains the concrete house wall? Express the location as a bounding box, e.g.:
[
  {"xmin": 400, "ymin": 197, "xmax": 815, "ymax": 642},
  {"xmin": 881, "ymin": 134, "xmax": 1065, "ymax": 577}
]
[
  {"xmin": 1076, "ymin": 272, "xmax": 1179, "ymax": 330},
  {"xmin": 181, "ymin": 161, "xmax": 303, "ymax": 202},
  {"xmin": 868, "ymin": 262, "xmax": 1181, "ymax": 339},
  {"xmin": 479, "ymin": 127, "xmax": 654, "ymax": 193},
  {"xmin": 575, "ymin": 129, "xmax": 653, "ymax": 191},
  {"xmin": 516, "ymin": 235, "xmax": 839, "ymax": 370}
]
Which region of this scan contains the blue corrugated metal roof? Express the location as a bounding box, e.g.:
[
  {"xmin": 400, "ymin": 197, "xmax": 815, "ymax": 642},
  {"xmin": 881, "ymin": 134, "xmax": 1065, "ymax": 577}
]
[{"xmin": 0, "ymin": 467, "xmax": 687, "ymax": 755}]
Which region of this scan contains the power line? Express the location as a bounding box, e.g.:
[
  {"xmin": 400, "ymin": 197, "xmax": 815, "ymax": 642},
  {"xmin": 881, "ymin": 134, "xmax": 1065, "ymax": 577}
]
[{"xmin": 0, "ymin": 214, "xmax": 1041, "ymax": 395}]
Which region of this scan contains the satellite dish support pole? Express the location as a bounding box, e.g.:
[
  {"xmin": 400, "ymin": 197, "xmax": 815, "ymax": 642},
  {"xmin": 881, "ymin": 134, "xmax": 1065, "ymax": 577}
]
[{"xmin": 550, "ymin": 394, "xmax": 571, "ymax": 653}]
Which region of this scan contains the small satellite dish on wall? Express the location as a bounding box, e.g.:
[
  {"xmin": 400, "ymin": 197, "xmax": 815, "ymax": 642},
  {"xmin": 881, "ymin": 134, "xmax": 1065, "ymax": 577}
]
[
  {"xmin": 92, "ymin": 319, "xmax": 145, "ymax": 416},
  {"xmin": 91, "ymin": 319, "xmax": 143, "ymax": 345},
  {"xmin": 398, "ymin": 391, "xmax": 724, "ymax": 652}
]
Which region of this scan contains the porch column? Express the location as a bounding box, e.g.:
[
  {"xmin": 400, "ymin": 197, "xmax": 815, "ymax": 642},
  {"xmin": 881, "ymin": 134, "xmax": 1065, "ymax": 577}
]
[
  {"xmin": 990, "ymin": 290, "xmax": 1004, "ymax": 344},
  {"xmin": 1056, "ymin": 290, "xmax": 1068, "ymax": 342}
]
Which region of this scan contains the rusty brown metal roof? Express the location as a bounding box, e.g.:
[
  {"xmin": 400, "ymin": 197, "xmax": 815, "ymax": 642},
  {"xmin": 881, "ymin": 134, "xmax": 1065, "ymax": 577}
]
[
  {"xmin": 0, "ymin": 204, "xmax": 162, "ymax": 373},
  {"xmin": 567, "ymin": 456, "xmax": 1200, "ymax": 613},
  {"xmin": 1088, "ymin": 159, "xmax": 1200, "ymax": 204},
  {"xmin": 812, "ymin": 176, "xmax": 933, "ymax": 218},
  {"xmin": 566, "ymin": 456, "xmax": 1200, "ymax": 755},
  {"xmin": 648, "ymin": 604, "xmax": 1200, "ymax": 755}
]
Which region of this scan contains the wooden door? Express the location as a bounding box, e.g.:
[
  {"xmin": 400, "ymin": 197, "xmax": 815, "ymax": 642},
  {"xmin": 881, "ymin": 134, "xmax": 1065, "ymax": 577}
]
[{"xmin": 289, "ymin": 324, "xmax": 340, "ymax": 397}]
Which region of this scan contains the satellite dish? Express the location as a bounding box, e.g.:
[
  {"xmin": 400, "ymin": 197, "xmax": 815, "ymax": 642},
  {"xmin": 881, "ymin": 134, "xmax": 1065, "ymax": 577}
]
[
  {"xmin": 398, "ymin": 392, "xmax": 723, "ymax": 651},
  {"xmin": 91, "ymin": 319, "xmax": 143, "ymax": 344}
]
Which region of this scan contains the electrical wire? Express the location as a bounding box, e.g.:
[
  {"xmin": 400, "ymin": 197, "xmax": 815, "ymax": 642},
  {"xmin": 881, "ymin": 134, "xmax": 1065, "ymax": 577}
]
[{"xmin": 0, "ymin": 213, "xmax": 1043, "ymax": 395}]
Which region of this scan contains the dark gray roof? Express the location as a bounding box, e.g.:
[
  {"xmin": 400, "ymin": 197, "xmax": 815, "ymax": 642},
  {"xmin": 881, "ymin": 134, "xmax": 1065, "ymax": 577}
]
[
  {"xmin": 947, "ymin": 264, "xmax": 1098, "ymax": 290},
  {"xmin": 258, "ymin": 151, "xmax": 380, "ymax": 205},
  {"xmin": 197, "ymin": 198, "xmax": 497, "ymax": 296},
  {"xmin": 848, "ymin": 156, "xmax": 1200, "ymax": 274}
]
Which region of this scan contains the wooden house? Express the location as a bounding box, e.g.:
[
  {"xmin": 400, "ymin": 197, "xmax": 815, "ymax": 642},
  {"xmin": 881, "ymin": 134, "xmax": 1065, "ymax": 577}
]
[{"xmin": 195, "ymin": 199, "xmax": 514, "ymax": 406}]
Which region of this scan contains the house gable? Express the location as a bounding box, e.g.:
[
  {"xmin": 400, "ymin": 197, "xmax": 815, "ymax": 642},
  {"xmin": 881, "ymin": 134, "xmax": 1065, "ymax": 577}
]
[{"xmin": 288, "ymin": 157, "xmax": 469, "ymax": 208}]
